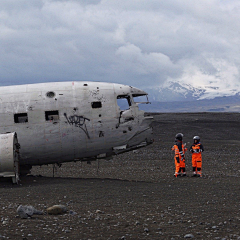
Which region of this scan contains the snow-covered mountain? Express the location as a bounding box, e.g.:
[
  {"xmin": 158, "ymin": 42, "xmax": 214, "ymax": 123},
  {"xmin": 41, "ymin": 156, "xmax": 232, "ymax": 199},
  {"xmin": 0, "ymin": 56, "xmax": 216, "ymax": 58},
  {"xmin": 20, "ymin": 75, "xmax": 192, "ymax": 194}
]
[
  {"xmin": 146, "ymin": 80, "xmax": 240, "ymax": 102},
  {"xmin": 141, "ymin": 80, "xmax": 240, "ymax": 112}
]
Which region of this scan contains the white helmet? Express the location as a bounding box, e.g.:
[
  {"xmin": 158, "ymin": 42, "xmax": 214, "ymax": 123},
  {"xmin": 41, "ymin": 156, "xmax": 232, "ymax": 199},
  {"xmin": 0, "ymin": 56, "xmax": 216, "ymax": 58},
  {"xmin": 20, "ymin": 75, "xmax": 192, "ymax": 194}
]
[{"xmin": 193, "ymin": 136, "xmax": 200, "ymax": 142}]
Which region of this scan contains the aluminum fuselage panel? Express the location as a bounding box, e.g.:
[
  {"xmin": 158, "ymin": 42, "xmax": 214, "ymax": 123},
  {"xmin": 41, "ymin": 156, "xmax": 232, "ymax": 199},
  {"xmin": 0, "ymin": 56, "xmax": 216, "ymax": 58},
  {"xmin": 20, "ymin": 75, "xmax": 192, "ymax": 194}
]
[{"xmin": 0, "ymin": 82, "xmax": 153, "ymax": 166}]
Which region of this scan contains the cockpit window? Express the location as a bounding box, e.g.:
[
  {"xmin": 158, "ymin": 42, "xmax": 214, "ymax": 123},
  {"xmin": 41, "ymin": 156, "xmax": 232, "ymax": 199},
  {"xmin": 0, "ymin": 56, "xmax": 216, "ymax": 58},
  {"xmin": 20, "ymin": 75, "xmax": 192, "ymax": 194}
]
[
  {"xmin": 117, "ymin": 95, "xmax": 132, "ymax": 110},
  {"xmin": 132, "ymin": 94, "xmax": 150, "ymax": 104}
]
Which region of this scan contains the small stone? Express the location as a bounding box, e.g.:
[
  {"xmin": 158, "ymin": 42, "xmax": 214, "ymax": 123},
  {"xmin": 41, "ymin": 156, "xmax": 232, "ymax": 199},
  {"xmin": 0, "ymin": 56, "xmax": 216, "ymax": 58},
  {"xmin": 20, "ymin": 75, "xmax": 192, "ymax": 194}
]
[
  {"xmin": 17, "ymin": 205, "xmax": 43, "ymax": 219},
  {"xmin": 144, "ymin": 228, "xmax": 149, "ymax": 233},
  {"xmin": 69, "ymin": 210, "xmax": 77, "ymax": 216},
  {"xmin": 47, "ymin": 205, "xmax": 67, "ymax": 215},
  {"xmin": 184, "ymin": 234, "xmax": 194, "ymax": 238}
]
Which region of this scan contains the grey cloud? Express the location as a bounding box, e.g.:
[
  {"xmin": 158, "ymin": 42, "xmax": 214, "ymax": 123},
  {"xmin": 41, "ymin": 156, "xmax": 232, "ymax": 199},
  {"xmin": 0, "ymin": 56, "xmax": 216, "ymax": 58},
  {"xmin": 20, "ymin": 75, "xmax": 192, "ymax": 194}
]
[{"xmin": 0, "ymin": 0, "xmax": 240, "ymax": 98}]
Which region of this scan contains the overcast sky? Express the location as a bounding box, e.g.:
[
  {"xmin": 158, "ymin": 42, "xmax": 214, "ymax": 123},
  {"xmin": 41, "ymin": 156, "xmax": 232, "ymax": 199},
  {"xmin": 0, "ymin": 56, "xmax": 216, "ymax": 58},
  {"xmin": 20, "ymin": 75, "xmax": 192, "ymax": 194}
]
[{"xmin": 1, "ymin": 0, "xmax": 240, "ymax": 98}]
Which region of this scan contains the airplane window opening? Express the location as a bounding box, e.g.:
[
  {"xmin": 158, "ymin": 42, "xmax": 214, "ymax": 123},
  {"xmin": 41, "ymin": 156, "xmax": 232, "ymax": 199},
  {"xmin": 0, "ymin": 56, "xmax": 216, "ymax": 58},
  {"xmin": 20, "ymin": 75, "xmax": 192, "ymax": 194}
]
[
  {"xmin": 132, "ymin": 94, "xmax": 150, "ymax": 104},
  {"xmin": 91, "ymin": 102, "xmax": 102, "ymax": 109},
  {"xmin": 46, "ymin": 91, "xmax": 55, "ymax": 98},
  {"xmin": 14, "ymin": 113, "xmax": 28, "ymax": 123},
  {"xmin": 117, "ymin": 95, "xmax": 131, "ymax": 110},
  {"xmin": 45, "ymin": 110, "xmax": 59, "ymax": 121}
]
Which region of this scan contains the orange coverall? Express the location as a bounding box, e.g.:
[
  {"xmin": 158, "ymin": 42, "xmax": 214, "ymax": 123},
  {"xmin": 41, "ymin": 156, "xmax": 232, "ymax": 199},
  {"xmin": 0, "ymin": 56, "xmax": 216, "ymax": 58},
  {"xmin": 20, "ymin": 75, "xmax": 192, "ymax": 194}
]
[
  {"xmin": 190, "ymin": 143, "xmax": 204, "ymax": 176},
  {"xmin": 172, "ymin": 141, "xmax": 187, "ymax": 177}
]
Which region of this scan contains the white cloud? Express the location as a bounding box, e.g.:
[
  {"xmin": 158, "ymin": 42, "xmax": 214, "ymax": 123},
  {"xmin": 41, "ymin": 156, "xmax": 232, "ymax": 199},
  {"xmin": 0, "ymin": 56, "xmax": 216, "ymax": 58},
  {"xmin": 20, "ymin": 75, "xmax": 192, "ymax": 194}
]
[
  {"xmin": 169, "ymin": 57, "xmax": 240, "ymax": 99},
  {"xmin": 0, "ymin": 0, "xmax": 240, "ymax": 100}
]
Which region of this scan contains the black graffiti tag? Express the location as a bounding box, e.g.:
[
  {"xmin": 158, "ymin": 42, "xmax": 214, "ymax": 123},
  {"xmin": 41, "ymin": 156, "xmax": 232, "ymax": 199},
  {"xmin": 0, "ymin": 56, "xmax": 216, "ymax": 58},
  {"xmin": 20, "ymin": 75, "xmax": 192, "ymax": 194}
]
[{"xmin": 64, "ymin": 113, "xmax": 90, "ymax": 139}]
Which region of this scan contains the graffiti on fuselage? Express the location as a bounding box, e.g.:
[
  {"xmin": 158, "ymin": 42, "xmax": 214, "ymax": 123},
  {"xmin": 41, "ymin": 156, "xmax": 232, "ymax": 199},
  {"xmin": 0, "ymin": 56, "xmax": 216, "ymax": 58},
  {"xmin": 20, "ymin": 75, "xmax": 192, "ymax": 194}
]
[
  {"xmin": 64, "ymin": 113, "xmax": 90, "ymax": 139},
  {"xmin": 89, "ymin": 90, "xmax": 106, "ymax": 101}
]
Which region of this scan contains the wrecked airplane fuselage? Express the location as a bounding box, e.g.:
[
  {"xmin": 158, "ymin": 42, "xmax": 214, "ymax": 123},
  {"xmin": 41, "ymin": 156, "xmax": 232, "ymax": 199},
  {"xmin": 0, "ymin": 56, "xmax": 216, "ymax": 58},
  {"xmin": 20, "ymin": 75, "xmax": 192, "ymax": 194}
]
[{"xmin": 0, "ymin": 81, "xmax": 153, "ymax": 173}]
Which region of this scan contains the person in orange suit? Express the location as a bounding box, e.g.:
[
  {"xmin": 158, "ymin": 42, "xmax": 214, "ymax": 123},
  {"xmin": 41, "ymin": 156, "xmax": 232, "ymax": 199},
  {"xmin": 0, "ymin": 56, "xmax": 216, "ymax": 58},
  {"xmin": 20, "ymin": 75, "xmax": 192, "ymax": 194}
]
[
  {"xmin": 172, "ymin": 133, "xmax": 187, "ymax": 177},
  {"xmin": 189, "ymin": 136, "xmax": 204, "ymax": 177}
]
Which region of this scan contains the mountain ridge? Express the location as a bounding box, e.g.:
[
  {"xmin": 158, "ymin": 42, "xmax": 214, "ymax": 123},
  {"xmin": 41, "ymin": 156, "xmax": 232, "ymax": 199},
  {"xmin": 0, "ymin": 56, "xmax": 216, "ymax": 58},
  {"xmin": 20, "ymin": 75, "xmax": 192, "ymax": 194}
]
[
  {"xmin": 146, "ymin": 81, "xmax": 240, "ymax": 102},
  {"xmin": 140, "ymin": 94, "xmax": 240, "ymax": 112}
]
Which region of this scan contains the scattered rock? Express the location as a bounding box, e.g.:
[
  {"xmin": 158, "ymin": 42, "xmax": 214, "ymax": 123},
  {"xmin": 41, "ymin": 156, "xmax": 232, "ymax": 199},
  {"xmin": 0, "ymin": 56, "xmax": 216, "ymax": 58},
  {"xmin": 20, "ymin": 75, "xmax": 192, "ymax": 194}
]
[
  {"xmin": 1, "ymin": 113, "xmax": 240, "ymax": 239},
  {"xmin": 95, "ymin": 216, "xmax": 101, "ymax": 221},
  {"xmin": 47, "ymin": 205, "xmax": 67, "ymax": 215},
  {"xmin": 96, "ymin": 209, "xmax": 103, "ymax": 214},
  {"xmin": 69, "ymin": 210, "xmax": 77, "ymax": 216},
  {"xmin": 144, "ymin": 228, "xmax": 149, "ymax": 233},
  {"xmin": 17, "ymin": 205, "xmax": 43, "ymax": 219},
  {"xmin": 184, "ymin": 233, "xmax": 194, "ymax": 238}
]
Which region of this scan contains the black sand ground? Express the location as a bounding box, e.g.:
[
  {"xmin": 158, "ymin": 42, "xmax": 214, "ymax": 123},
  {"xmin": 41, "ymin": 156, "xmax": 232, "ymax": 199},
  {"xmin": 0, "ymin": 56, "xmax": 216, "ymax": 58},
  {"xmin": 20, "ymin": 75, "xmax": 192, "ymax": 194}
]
[{"xmin": 1, "ymin": 112, "xmax": 240, "ymax": 239}]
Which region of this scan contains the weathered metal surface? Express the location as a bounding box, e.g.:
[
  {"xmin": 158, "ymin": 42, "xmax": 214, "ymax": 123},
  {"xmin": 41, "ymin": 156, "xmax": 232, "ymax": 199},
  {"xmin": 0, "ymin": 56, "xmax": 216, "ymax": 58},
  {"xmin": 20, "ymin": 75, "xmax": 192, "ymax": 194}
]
[
  {"xmin": 0, "ymin": 81, "xmax": 153, "ymax": 169},
  {"xmin": 0, "ymin": 132, "xmax": 20, "ymax": 183}
]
